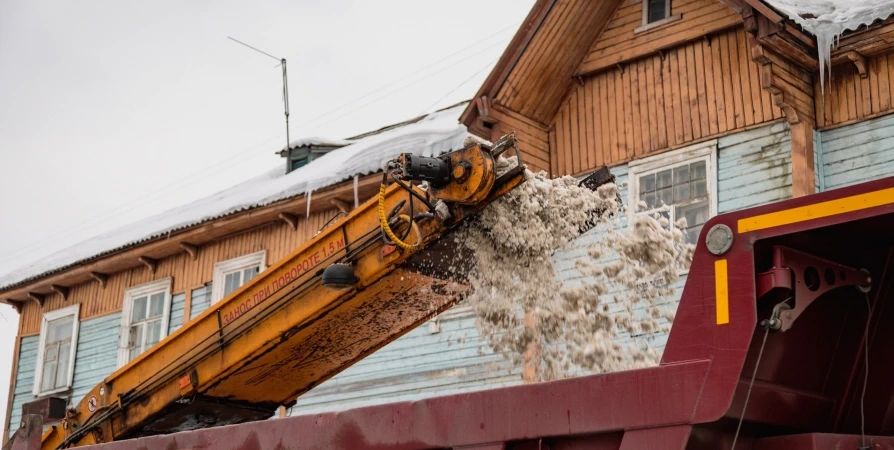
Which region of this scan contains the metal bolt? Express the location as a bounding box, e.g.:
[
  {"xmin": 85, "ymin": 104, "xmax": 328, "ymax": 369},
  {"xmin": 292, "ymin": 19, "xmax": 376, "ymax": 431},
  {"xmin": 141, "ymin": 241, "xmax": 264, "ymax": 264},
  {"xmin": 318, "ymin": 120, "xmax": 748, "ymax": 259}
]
[{"xmin": 705, "ymin": 224, "xmax": 734, "ymax": 256}]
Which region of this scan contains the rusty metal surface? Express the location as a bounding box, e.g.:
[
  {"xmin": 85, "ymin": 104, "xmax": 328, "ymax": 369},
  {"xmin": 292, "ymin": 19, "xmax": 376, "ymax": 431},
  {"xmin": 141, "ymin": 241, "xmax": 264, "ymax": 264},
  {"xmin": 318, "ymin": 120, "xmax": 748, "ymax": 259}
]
[{"xmin": 3, "ymin": 415, "xmax": 41, "ymax": 450}]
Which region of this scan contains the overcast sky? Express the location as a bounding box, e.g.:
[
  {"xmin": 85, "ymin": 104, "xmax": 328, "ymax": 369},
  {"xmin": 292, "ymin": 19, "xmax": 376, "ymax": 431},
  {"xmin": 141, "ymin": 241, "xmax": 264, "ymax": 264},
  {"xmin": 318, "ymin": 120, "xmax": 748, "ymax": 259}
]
[{"xmin": 0, "ymin": 0, "xmax": 534, "ymax": 434}]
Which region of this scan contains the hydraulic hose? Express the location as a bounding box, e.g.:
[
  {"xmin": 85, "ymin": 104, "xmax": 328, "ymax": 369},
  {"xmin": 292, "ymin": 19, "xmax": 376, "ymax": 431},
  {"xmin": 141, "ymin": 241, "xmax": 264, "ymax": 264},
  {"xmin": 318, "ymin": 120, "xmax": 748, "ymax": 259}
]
[{"xmin": 378, "ymin": 184, "xmax": 419, "ymax": 250}]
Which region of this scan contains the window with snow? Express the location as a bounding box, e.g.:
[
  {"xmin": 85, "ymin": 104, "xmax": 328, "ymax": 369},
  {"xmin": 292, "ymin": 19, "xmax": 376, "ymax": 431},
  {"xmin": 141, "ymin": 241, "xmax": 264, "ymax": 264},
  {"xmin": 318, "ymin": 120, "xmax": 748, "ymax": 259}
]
[
  {"xmin": 211, "ymin": 250, "xmax": 267, "ymax": 303},
  {"xmin": 118, "ymin": 279, "xmax": 172, "ymax": 367},
  {"xmin": 628, "ymin": 141, "xmax": 717, "ymax": 244},
  {"xmin": 640, "ymin": 0, "xmax": 674, "ymax": 26},
  {"xmin": 34, "ymin": 305, "xmax": 80, "ymax": 396}
]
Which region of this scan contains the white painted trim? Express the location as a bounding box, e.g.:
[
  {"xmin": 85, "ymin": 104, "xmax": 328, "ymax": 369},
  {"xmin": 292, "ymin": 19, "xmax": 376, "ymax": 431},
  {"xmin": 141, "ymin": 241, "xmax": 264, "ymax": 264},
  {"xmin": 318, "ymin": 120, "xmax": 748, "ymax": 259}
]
[
  {"xmin": 33, "ymin": 304, "xmax": 80, "ymax": 396},
  {"xmin": 634, "ymin": 13, "xmax": 681, "ymax": 34},
  {"xmin": 627, "ymin": 140, "xmax": 719, "ymax": 225},
  {"xmin": 211, "ymin": 250, "xmax": 267, "ymax": 304},
  {"xmin": 117, "ymin": 278, "xmax": 173, "ymax": 368}
]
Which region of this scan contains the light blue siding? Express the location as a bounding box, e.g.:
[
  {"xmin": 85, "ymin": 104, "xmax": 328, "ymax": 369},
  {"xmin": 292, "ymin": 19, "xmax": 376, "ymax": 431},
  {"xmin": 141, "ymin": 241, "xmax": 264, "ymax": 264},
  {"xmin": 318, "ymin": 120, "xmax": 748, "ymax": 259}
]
[
  {"xmin": 168, "ymin": 293, "xmax": 186, "ymax": 334},
  {"xmin": 553, "ymin": 165, "xmax": 679, "ymax": 359},
  {"xmin": 820, "ymin": 113, "xmax": 894, "ymax": 190},
  {"xmin": 717, "ymin": 121, "xmax": 792, "ymax": 213},
  {"xmin": 7, "ymin": 336, "xmax": 38, "ymax": 436},
  {"xmin": 71, "ymin": 313, "xmax": 121, "ymax": 405},
  {"xmin": 6, "ymin": 314, "xmax": 124, "ymax": 437},
  {"xmin": 289, "ymin": 311, "xmax": 519, "ymax": 415},
  {"xmin": 190, "ymin": 285, "xmax": 211, "ymax": 320},
  {"xmin": 553, "ymin": 122, "xmax": 794, "ymax": 371}
]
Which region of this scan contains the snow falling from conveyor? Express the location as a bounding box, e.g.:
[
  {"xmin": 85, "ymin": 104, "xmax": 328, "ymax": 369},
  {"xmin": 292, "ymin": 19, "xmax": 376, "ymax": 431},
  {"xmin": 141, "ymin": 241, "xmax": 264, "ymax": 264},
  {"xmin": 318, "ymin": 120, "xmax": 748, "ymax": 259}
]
[{"xmin": 456, "ymin": 163, "xmax": 693, "ymax": 381}]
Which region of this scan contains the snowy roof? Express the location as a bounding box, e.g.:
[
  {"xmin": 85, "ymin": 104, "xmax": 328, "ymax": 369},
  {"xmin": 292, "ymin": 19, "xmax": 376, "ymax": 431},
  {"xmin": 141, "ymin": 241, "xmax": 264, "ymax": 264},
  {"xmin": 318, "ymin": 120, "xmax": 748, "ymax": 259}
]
[
  {"xmin": 282, "ymin": 136, "xmax": 353, "ymax": 151},
  {"xmin": 0, "ymin": 102, "xmax": 471, "ymax": 291},
  {"xmin": 764, "ymin": 0, "xmax": 894, "ymax": 86}
]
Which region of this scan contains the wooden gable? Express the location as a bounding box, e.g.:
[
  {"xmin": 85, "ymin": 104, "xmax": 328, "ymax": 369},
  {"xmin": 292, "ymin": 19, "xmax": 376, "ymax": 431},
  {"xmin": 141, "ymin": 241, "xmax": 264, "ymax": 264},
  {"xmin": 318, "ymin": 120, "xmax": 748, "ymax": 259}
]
[
  {"xmin": 550, "ymin": 26, "xmax": 786, "ymax": 176},
  {"xmin": 579, "ymin": 0, "xmax": 742, "ymax": 76},
  {"xmin": 462, "ymin": 0, "xmax": 791, "ymax": 175}
]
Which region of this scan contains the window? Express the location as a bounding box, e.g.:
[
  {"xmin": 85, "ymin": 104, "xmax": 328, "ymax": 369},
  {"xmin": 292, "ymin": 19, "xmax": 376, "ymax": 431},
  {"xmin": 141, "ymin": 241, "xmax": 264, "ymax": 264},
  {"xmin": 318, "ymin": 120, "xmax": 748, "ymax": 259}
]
[
  {"xmin": 628, "ymin": 141, "xmax": 717, "ymax": 244},
  {"xmin": 211, "ymin": 250, "xmax": 267, "ymax": 303},
  {"xmin": 645, "ymin": 0, "xmax": 670, "ymax": 24},
  {"xmin": 290, "ymin": 156, "xmax": 309, "ymax": 171},
  {"xmin": 118, "ymin": 278, "xmax": 172, "ymax": 367},
  {"xmin": 34, "ymin": 305, "xmax": 80, "ymax": 396},
  {"xmin": 189, "ymin": 284, "xmax": 212, "ymax": 320}
]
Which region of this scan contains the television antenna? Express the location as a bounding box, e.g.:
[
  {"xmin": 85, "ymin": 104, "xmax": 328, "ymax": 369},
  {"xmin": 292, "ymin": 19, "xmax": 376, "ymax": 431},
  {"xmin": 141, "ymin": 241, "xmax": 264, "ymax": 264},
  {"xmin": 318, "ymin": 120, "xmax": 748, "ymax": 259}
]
[{"xmin": 228, "ymin": 36, "xmax": 291, "ymax": 152}]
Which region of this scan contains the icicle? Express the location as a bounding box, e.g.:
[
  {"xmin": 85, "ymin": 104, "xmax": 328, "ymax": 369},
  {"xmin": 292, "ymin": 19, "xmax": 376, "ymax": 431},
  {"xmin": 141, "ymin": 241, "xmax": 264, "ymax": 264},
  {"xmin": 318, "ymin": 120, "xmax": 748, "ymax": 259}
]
[
  {"xmin": 353, "ymin": 175, "xmax": 359, "ymax": 209},
  {"xmin": 304, "ymin": 190, "xmax": 313, "ymax": 238},
  {"xmin": 764, "ymin": 0, "xmax": 894, "ymax": 94}
]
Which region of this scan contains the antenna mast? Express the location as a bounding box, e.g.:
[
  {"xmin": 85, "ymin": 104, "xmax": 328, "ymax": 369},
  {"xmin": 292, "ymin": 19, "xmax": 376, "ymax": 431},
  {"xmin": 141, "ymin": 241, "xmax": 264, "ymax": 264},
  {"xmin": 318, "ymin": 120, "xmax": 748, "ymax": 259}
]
[{"xmin": 228, "ymin": 36, "xmax": 291, "ymax": 151}]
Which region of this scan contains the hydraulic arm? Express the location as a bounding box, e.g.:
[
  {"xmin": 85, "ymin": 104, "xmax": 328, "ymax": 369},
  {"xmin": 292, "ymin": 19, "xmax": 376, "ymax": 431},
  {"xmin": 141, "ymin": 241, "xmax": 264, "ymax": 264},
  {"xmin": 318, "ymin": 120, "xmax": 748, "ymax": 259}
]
[{"xmin": 41, "ymin": 135, "xmax": 529, "ymax": 449}]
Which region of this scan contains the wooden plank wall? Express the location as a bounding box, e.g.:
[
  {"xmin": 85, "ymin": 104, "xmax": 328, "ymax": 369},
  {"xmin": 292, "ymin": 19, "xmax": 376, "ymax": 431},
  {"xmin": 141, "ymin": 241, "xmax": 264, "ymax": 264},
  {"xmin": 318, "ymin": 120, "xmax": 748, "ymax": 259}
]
[
  {"xmin": 494, "ymin": 0, "xmax": 621, "ymax": 125},
  {"xmin": 17, "ymin": 208, "xmax": 342, "ymax": 336},
  {"xmin": 550, "ymin": 27, "xmax": 785, "ymax": 176},
  {"xmin": 488, "ymin": 106, "xmax": 551, "ymax": 174},
  {"xmin": 816, "ymin": 53, "xmax": 894, "ymax": 129},
  {"xmin": 578, "ymin": 0, "xmax": 741, "ymax": 75}
]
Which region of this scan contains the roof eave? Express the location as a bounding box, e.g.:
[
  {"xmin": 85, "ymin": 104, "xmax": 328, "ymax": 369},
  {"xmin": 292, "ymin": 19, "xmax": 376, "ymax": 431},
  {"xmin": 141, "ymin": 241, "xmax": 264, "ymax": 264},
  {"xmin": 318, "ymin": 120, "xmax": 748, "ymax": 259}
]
[
  {"xmin": 459, "ymin": 0, "xmax": 558, "ymax": 130},
  {"xmin": 0, "ymin": 174, "xmax": 385, "ymax": 305}
]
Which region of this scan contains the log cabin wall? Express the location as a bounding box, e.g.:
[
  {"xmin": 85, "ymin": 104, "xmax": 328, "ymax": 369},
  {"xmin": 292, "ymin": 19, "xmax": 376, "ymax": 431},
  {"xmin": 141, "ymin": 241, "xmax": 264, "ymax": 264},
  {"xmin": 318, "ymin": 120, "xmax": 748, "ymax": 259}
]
[
  {"xmin": 15, "ymin": 208, "xmax": 343, "ymax": 336},
  {"xmin": 551, "ymin": 27, "xmax": 786, "ymax": 176}
]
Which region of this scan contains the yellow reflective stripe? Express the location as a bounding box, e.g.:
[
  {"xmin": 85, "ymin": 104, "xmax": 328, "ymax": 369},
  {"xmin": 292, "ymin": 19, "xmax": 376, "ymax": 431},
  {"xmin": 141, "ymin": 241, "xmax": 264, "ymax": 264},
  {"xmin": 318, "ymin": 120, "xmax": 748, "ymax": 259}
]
[
  {"xmin": 738, "ymin": 187, "xmax": 894, "ymax": 233},
  {"xmin": 715, "ymin": 259, "xmax": 729, "ymax": 325}
]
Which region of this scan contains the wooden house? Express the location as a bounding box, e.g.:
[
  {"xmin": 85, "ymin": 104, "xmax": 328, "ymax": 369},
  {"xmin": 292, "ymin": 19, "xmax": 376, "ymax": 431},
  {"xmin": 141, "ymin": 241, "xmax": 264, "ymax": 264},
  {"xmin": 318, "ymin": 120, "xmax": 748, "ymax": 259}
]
[
  {"xmin": 458, "ymin": 0, "xmax": 894, "ymax": 376},
  {"xmin": 6, "ymin": 0, "xmax": 894, "ymax": 441},
  {"xmin": 0, "ymin": 103, "xmax": 521, "ymax": 440}
]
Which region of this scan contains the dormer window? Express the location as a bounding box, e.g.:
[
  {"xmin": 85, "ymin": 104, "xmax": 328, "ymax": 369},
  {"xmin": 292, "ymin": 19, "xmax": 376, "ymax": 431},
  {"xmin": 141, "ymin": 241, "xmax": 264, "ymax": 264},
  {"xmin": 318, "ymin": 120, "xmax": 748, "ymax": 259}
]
[
  {"xmin": 290, "ymin": 155, "xmax": 309, "ymax": 171},
  {"xmin": 279, "ymin": 137, "xmax": 350, "ymax": 174}
]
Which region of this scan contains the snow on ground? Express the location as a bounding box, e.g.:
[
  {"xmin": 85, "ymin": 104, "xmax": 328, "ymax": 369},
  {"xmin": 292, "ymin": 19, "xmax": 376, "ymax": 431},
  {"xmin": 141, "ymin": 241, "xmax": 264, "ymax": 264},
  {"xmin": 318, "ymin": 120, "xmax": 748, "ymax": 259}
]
[
  {"xmin": 0, "ymin": 103, "xmax": 470, "ymax": 290},
  {"xmin": 765, "ymin": 0, "xmax": 894, "ymax": 88}
]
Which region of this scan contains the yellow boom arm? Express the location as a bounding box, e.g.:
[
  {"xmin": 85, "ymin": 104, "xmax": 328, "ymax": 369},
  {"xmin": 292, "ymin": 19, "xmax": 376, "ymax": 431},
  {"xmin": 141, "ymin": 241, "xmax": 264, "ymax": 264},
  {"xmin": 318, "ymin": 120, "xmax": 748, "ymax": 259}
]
[{"xmin": 41, "ymin": 135, "xmax": 526, "ymax": 449}]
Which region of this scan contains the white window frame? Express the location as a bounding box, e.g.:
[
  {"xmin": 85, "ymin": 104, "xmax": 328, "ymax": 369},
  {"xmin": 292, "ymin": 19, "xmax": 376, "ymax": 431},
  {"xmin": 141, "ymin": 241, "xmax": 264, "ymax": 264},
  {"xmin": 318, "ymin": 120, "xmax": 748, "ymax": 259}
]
[
  {"xmin": 635, "ymin": 0, "xmax": 681, "ymax": 33},
  {"xmin": 118, "ymin": 278, "xmax": 172, "ymax": 368},
  {"xmin": 33, "ymin": 304, "xmax": 80, "ymax": 396},
  {"xmin": 211, "ymin": 250, "xmax": 267, "ymax": 304},
  {"xmin": 627, "ymin": 140, "xmax": 718, "ymax": 236}
]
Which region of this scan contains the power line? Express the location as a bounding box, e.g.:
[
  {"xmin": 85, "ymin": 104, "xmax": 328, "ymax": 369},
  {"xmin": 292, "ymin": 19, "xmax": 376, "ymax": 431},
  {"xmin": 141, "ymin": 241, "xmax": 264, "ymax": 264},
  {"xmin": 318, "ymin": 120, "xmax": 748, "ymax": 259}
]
[
  {"xmin": 0, "ymin": 134, "xmax": 286, "ymax": 266},
  {"xmin": 420, "ymin": 58, "xmax": 498, "ymax": 115},
  {"xmin": 1, "ymin": 26, "xmax": 519, "ymax": 266},
  {"xmin": 302, "ymin": 38, "xmax": 508, "ymax": 132},
  {"xmin": 292, "ymin": 23, "xmax": 517, "ymax": 130}
]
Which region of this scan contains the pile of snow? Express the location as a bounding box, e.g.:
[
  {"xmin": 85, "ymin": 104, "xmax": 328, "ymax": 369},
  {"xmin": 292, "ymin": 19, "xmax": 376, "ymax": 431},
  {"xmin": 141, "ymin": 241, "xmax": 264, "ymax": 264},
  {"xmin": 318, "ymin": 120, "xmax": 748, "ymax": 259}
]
[
  {"xmin": 282, "ymin": 136, "xmax": 352, "ymax": 151},
  {"xmin": 765, "ymin": 0, "xmax": 894, "ymax": 89},
  {"xmin": 0, "ymin": 103, "xmax": 470, "ymax": 290},
  {"xmin": 456, "ymin": 168, "xmax": 692, "ymax": 380}
]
